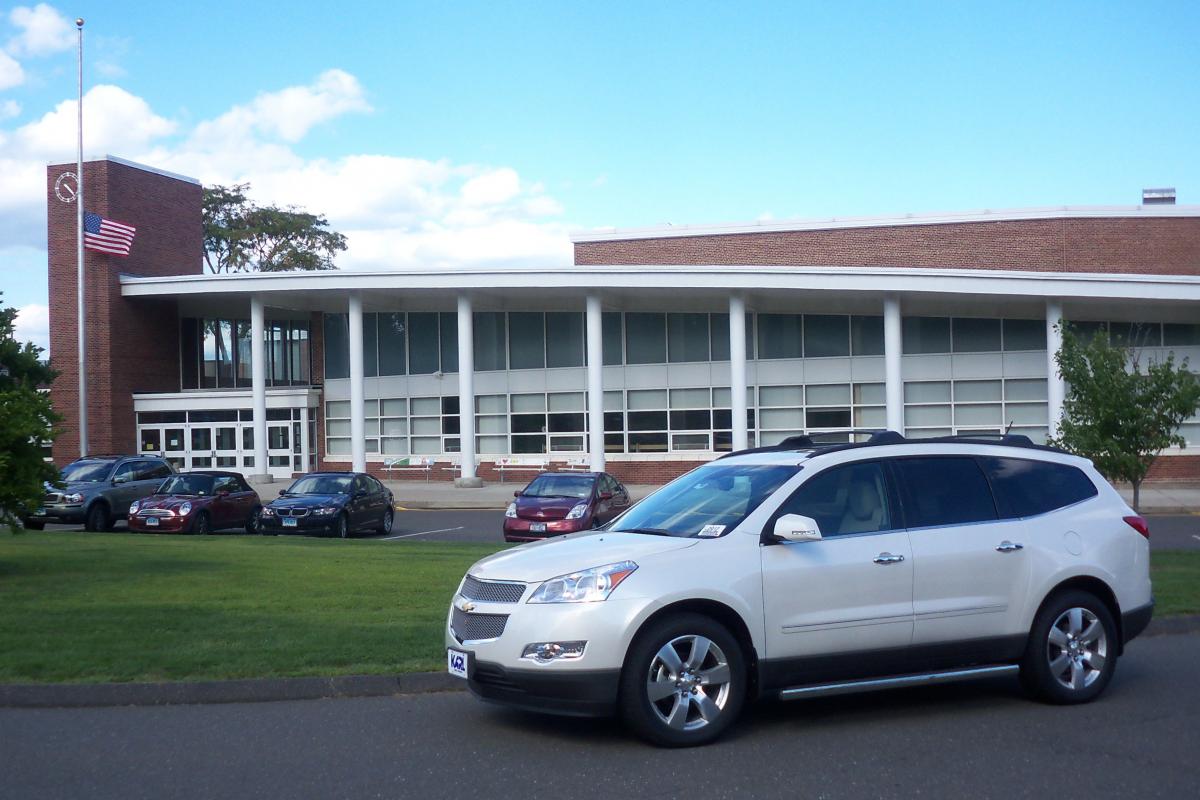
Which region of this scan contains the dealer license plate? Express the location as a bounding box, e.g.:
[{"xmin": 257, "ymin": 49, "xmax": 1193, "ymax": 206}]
[
  {"xmin": 447, "ymin": 648, "xmax": 469, "ymax": 679},
  {"xmin": 530, "ymin": 522, "xmax": 546, "ymax": 533},
  {"xmin": 145, "ymin": 517, "xmax": 159, "ymax": 527},
  {"xmin": 282, "ymin": 517, "xmax": 297, "ymax": 528}
]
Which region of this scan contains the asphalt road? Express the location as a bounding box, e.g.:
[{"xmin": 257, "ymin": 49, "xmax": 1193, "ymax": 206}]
[
  {"xmin": 3, "ymin": 632, "xmax": 1196, "ymax": 799},
  {"xmin": 27, "ymin": 511, "xmax": 1200, "ymax": 549}
]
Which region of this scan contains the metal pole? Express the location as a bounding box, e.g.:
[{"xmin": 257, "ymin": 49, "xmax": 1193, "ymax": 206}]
[{"xmin": 75, "ymin": 18, "xmax": 87, "ymax": 458}]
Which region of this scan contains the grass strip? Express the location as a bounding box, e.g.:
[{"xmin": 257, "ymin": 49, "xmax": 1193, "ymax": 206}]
[{"xmin": 0, "ymin": 534, "xmax": 1196, "ymax": 684}]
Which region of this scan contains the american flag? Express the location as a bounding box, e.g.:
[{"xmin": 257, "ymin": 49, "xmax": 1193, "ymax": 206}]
[{"xmin": 83, "ymin": 211, "xmax": 137, "ymax": 256}]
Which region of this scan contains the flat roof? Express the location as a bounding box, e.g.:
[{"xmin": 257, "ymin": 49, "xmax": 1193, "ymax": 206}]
[
  {"xmin": 47, "ymin": 154, "xmax": 200, "ymax": 186},
  {"xmin": 570, "ymin": 205, "xmax": 1200, "ymax": 243}
]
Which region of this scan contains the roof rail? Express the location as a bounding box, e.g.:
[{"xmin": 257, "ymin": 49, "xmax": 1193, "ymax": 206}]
[{"xmin": 719, "ymin": 429, "xmax": 1067, "ymax": 460}]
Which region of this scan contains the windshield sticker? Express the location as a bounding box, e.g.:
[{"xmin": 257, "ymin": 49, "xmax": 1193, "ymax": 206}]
[{"xmin": 698, "ymin": 524, "xmax": 726, "ymax": 538}]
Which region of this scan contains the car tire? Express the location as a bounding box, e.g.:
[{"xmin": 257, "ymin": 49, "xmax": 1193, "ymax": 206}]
[
  {"xmin": 24, "ymin": 520, "xmax": 44, "ymax": 531},
  {"xmin": 618, "ymin": 612, "xmax": 746, "ymax": 748},
  {"xmin": 192, "ymin": 512, "xmax": 212, "ymax": 536},
  {"xmin": 336, "ymin": 513, "xmax": 350, "ymax": 539},
  {"xmin": 1020, "ymin": 589, "xmax": 1118, "ymax": 705},
  {"xmin": 246, "ymin": 507, "xmax": 262, "ymax": 536},
  {"xmin": 85, "ymin": 503, "xmax": 111, "ymax": 532},
  {"xmin": 377, "ymin": 508, "xmax": 393, "ymax": 535}
]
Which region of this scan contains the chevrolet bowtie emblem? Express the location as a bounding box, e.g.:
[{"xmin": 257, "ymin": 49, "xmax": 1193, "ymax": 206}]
[{"xmin": 456, "ymin": 598, "xmax": 476, "ymax": 613}]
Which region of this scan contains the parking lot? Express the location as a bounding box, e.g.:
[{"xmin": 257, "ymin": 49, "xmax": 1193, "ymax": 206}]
[
  {"xmin": 2, "ymin": 631, "xmax": 1196, "ymax": 799},
  {"xmin": 28, "ymin": 510, "xmax": 1200, "ymax": 549}
]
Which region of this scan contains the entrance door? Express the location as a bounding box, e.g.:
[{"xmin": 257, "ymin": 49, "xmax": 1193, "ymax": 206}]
[
  {"xmin": 213, "ymin": 426, "xmax": 239, "ymax": 468},
  {"xmin": 163, "ymin": 427, "xmax": 186, "ymax": 471},
  {"xmin": 189, "ymin": 427, "xmax": 213, "ymax": 469},
  {"xmin": 267, "ymin": 424, "xmax": 293, "ymax": 479}
]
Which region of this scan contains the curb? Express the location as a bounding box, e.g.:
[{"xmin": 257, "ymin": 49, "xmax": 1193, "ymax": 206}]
[
  {"xmin": 396, "ymin": 500, "xmax": 507, "ymax": 511},
  {"xmin": 4, "ymin": 615, "xmax": 1198, "ymax": 710}
]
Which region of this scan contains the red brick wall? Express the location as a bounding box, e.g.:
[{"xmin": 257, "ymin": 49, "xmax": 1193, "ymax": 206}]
[
  {"xmin": 574, "ymin": 217, "xmax": 1200, "ymax": 275},
  {"xmin": 47, "ymin": 159, "xmax": 202, "ymax": 465},
  {"xmin": 1145, "ymin": 455, "xmax": 1200, "ymax": 483}
]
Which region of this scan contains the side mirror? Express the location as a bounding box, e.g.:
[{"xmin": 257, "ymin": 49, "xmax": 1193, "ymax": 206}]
[
  {"xmin": 599, "ymin": 491, "xmax": 614, "ymax": 501},
  {"xmin": 278, "ymin": 488, "xmax": 288, "ymax": 496},
  {"xmin": 513, "ymin": 490, "xmax": 522, "ymax": 498},
  {"xmin": 772, "ymin": 514, "xmax": 823, "ymax": 543}
]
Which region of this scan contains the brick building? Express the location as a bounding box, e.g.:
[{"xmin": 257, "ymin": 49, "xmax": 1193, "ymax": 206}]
[{"xmin": 47, "ymin": 157, "xmax": 1200, "ymax": 484}]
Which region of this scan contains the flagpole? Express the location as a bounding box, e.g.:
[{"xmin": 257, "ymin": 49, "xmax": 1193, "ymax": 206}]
[{"xmin": 75, "ymin": 17, "xmax": 87, "ymax": 458}]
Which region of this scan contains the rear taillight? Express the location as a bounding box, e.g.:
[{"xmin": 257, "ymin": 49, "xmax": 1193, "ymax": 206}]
[{"xmin": 1123, "ymin": 515, "xmax": 1150, "ymax": 539}]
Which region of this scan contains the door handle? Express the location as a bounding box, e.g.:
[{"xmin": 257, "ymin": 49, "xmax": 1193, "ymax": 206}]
[
  {"xmin": 995, "ymin": 541, "xmax": 1024, "ymax": 553},
  {"xmin": 873, "ymin": 552, "xmax": 905, "ymax": 564}
]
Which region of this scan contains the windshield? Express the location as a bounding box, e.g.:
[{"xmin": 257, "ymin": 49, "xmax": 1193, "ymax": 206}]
[
  {"xmin": 522, "ymin": 474, "xmax": 596, "ymax": 499},
  {"xmin": 610, "ymin": 463, "xmax": 799, "ymax": 538},
  {"xmin": 60, "ymin": 460, "xmax": 116, "ymax": 482},
  {"xmin": 286, "ymin": 475, "xmax": 353, "ymax": 495},
  {"xmin": 158, "ymin": 475, "xmax": 216, "ymax": 496}
]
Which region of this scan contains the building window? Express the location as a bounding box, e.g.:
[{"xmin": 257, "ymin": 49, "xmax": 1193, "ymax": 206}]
[
  {"xmin": 508, "ymin": 312, "xmax": 546, "ymax": 370},
  {"xmin": 902, "ymin": 317, "xmax": 952, "ymax": 354},
  {"xmin": 904, "ymin": 377, "xmax": 1049, "ymax": 443},
  {"xmin": 185, "ymin": 317, "xmax": 310, "ymax": 389},
  {"xmin": 952, "ymin": 318, "xmax": 1002, "ymax": 353},
  {"xmin": 803, "ymin": 315, "xmax": 850, "ymax": 358},
  {"xmin": 667, "ymin": 313, "xmax": 710, "ymax": 363},
  {"xmin": 625, "ymin": 313, "xmax": 667, "ymax": 365},
  {"xmin": 757, "ymin": 314, "xmax": 803, "ymax": 360},
  {"xmin": 378, "ymin": 312, "xmax": 407, "ymax": 376},
  {"xmin": 473, "ymin": 312, "xmax": 507, "ymax": 372},
  {"xmin": 546, "ymin": 312, "xmax": 584, "ymax": 368}
]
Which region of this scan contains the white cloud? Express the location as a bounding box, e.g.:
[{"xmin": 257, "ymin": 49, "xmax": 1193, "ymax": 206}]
[
  {"xmin": 0, "ymin": 48, "xmax": 23, "ymax": 89},
  {"xmin": 0, "ymin": 98, "xmax": 19, "ymax": 118},
  {"xmin": 7, "ymin": 4, "xmax": 74, "ymax": 57},
  {"xmin": 0, "ymin": 68, "xmax": 573, "ymax": 310},
  {"xmin": 13, "ymin": 303, "xmax": 49, "ymax": 353}
]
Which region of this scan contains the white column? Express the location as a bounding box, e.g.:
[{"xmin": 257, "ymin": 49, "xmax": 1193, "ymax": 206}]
[
  {"xmin": 586, "ymin": 295, "xmax": 605, "ymax": 472},
  {"xmin": 884, "ymin": 295, "xmax": 904, "ymax": 434},
  {"xmin": 456, "ymin": 295, "xmax": 480, "ymax": 485},
  {"xmin": 250, "ymin": 297, "xmax": 269, "ymax": 478},
  {"xmin": 299, "ymin": 405, "xmax": 310, "ymax": 474},
  {"xmin": 1046, "ymin": 299, "xmax": 1065, "ymax": 438},
  {"xmin": 729, "ymin": 294, "xmax": 749, "ymax": 451},
  {"xmin": 348, "ymin": 292, "xmax": 366, "ymax": 473}
]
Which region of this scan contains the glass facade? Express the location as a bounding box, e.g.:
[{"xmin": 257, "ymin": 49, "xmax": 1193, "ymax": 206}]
[{"xmin": 182, "ymin": 317, "xmax": 311, "ymax": 390}]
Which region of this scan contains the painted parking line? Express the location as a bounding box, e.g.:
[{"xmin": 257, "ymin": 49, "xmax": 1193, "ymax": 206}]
[{"xmin": 381, "ymin": 526, "xmax": 466, "ymax": 541}]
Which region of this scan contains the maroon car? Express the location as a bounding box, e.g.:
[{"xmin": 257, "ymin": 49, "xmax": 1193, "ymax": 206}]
[
  {"xmin": 127, "ymin": 471, "xmax": 262, "ymax": 535},
  {"xmin": 503, "ymin": 471, "xmax": 631, "ymax": 542}
]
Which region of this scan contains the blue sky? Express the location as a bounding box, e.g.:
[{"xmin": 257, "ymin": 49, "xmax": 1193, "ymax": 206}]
[{"xmin": 2, "ymin": 1, "xmax": 1198, "ymax": 349}]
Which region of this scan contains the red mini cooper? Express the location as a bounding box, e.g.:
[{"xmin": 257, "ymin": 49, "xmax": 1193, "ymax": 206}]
[
  {"xmin": 503, "ymin": 471, "xmax": 632, "ymax": 542},
  {"xmin": 127, "ymin": 471, "xmax": 263, "ymax": 535}
]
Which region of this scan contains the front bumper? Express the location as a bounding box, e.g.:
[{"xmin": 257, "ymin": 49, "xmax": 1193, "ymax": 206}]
[
  {"xmin": 260, "ymin": 514, "xmax": 337, "ymax": 534},
  {"xmin": 128, "ymin": 514, "xmax": 191, "ymax": 533},
  {"xmin": 25, "ymin": 504, "xmax": 86, "ymax": 525},
  {"xmin": 467, "ymin": 661, "xmax": 620, "ymax": 717},
  {"xmin": 502, "ymin": 516, "xmax": 590, "ymax": 542}
]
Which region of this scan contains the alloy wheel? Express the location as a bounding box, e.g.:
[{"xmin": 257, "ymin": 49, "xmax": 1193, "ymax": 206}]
[
  {"xmin": 1046, "ymin": 607, "xmax": 1107, "ymax": 691},
  {"xmin": 382, "ymin": 509, "xmax": 393, "ymax": 534},
  {"xmin": 645, "ymin": 635, "xmax": 732, "ymax": 732}
]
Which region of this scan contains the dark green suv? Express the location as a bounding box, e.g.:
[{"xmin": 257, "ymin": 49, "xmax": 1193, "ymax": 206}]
[{"xmin": 26, "ymin": 455, "xmax": 176, "ymax": 531}]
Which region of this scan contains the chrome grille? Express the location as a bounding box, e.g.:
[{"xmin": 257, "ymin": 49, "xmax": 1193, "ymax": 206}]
[
  {"xmin": 280, "ymin": 508, "xmax": 310, "ymax": 518},
  {"xmin": 460, "ymin": 575, "xmax": 526, "ymax": 604},
  {"xmin": 138, "ymin": 508, "xmax": 173, "ymax": 518},
  {"xmin": 451, "ymin": 607, "xmax": 509, "ymax": 643}
]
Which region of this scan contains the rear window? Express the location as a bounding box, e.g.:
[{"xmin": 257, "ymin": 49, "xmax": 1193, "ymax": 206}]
[
  {"xmin": 979, "ymin": 457, "xmax": 1098, "ymax": 518},
  {"xmin": 892, "ymin": 456, "xmax": 998, "ymax": 528}
]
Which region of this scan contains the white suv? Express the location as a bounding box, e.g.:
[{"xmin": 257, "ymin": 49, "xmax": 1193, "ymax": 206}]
[{"xmin": 446, "ymin": 434, "xmax": 1154, "ymax": 746}]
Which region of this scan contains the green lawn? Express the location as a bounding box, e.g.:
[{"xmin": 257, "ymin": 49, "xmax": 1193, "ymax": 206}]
[
  {"xmin": 0, "ymin": 533, "xmax": 1197, "ymax": 684},
  {"xmin": 0, "ymin": 532, "xmax": 504, "ymax": 684}
]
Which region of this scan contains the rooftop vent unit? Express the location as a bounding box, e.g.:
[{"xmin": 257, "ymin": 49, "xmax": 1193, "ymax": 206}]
[{"xmin": 1142, "ymin": 187, "xmax": 1176, "ymax": 205}]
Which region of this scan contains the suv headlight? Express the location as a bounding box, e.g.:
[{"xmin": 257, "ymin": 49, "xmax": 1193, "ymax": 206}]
[
  {"xmin": 565, "ymin": 502, "xmax": 589, "ymax": 520},
  {"xmin": 528, "ymin": 561, "xmax": 638, "ymax": 604},
  {"xmin": 64, "ymin": 493, "xmax": 84, "ymax": 504},
  {"xmin": 505, "ymin": 502, "xmax": 517, "ymax": 519}
]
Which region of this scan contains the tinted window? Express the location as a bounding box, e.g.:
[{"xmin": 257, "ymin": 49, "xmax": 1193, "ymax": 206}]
[
  {"xmin": 112, "ymin": 462, "xmax": 138, "ymax": 483},
  {"xmin": 777, "ymin": 462, "xmax": 892, "ymax": 537},
  {"xmin": 61, "ymin": 460, "xmax": 116, "ymax": 482},
  {"xmin": 893, "ymin": 457, "xmax": 997, "ymax": 528},
  {"xmin": 980, "ymin": 457, "xmax": 1098, "ymax": 518}
]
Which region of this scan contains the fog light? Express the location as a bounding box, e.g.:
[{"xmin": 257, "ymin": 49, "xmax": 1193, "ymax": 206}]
[{"xmin": 522, "ymin": 641, "xmax": 587, "ymax": 663}]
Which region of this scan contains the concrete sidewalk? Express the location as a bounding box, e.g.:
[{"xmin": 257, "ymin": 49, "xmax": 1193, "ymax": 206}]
[{"xmin": 249, "ymin": 475, "xmax": 1199, "ymax": 513}]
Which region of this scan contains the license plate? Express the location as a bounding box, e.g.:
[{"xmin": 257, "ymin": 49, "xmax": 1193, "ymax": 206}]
[
  {"xmin": 530, "ymin": 522, "xmax": 546, "ymax": 533},
  {"xmin": 145, "ymin": 517, "xmax": 159, "ymax": 527},
  {"xmin": 447, "ymin": 648, "xmax": 469, "ymax": 679},
  {"xmin": 282, "ymin": 517, "xmax": 297, "ymax": 528}
]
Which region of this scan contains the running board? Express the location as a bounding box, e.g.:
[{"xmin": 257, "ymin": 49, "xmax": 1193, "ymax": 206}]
[{"xmin": 778, "ymin": 664, "xmax": 1019, "ymax": 701}]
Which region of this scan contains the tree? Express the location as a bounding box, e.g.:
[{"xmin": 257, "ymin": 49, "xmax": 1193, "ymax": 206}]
[
  {"xmin": 1049, "ymin": 323, "xmax": 1200, "ymax": 511},
  {"xmin": 0, "ymin": 293, "xmax": 60, "ymax": 532},
  {"xmin": 202, "ymin": 183, "xmax": 347, "ymax": 273}
]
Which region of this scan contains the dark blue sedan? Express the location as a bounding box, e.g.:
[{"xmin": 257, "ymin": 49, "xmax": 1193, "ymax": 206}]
[{"xmin": 259, "ymin": 472, "xmax": 394, "ymax": 538}]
